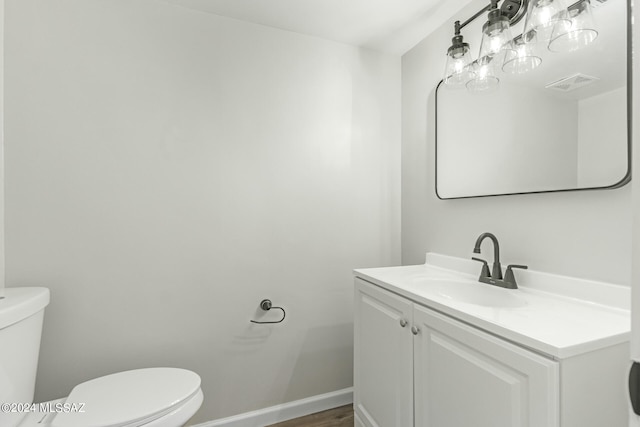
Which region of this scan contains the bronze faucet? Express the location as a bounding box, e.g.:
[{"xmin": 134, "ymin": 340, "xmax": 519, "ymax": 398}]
[{"xmin": 472, "ymin": 232, "xmax": 528, "ymax": 289}]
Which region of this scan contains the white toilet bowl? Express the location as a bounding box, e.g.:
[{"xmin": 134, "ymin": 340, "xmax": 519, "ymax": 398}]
[
  {"xmin": 0, "ymin": 288, "xmax": 204, "ymax": 427},
  {"xmin": 17, "ymin": 368, "xmax": 203, "ymax": 427}
]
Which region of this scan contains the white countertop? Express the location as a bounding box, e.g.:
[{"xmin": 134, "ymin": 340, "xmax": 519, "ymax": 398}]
[{"xmin": 354, "ymin": 253, "xmax": 630, "ymax": 359}]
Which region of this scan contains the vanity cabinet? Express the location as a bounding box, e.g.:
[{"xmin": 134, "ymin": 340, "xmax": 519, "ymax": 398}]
[
  {"xmin": 354, "ymin": 277, "xmax": 627, "ymax": 427},
  {"xmin": 354, "ymin": 278, "xmax": 558, "ymax": 427},
  {"xmin": 354, "ymin": 253, "xmax": 631, "ymax": 427}
]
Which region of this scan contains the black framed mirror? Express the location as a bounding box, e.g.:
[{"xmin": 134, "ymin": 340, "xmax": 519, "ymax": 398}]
[{"xmin": 435, "ymin": 0, "xmax": 630, "ymax": 199}]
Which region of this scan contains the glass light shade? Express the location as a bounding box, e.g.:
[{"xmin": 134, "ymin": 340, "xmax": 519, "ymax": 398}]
[
  {"xmin": 502, "ymin": 36, "xmax": 542, "ymax": 74},
  {"xmin": 479, "ymin": 11, "xmax": 513, "ymax": 63},
  {"xmin": 523, "ymin": 0, "xmax": 571, "ymax": 42},
  {"xmin": 548, "ymin": 0, "xmax": 598, "ymax": 52},
  {"xmin": 444, "ymin": 38, "xmax": 475, "ymax": 87},
  {"xmin": 466, "ymin": 58, "xmax": 499, "ymax": 92},
  {"xmin": 444, "ymin": 54, "xmax": 475, "ymax": 87}
]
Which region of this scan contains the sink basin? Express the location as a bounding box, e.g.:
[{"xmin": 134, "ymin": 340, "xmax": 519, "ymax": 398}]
[{"xmin": 412, "ymin": 277, "xmax": 527, "ymax": 308}]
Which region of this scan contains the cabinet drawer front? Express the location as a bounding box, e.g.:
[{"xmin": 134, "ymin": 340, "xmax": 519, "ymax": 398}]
[
  {"xmin": 413, "ymin": 305, "xmax": 559, "ymax": 427},
  {"xmin": 354, "ymin": 278, "xmax": 414, "ymax": 427}
]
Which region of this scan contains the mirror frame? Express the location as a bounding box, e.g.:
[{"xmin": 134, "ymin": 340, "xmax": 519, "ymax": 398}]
[{"xmin": 434, "ymin": 0, "xmax": 632, "ymax": 200}]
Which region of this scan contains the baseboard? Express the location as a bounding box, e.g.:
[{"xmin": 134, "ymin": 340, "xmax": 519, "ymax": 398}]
[{"xmin": 190, "ymin": 387, "xmax": 353, "ymax": 427}]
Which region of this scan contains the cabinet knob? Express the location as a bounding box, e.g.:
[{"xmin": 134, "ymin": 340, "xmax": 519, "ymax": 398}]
[
  {"xmin": 399, "ymin": 319, "xmax": 408, "ymax": 328},
  {"xmin": 411, "ymin": 326, "xmax": 420, "ymax": 335}
]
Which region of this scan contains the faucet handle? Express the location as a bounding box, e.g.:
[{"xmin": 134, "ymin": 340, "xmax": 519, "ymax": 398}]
[
  {"xmin": 471, "ymin": 257, "xmax": 491, "ymax": 279},
  {"xmin": 472, "ymin": 257, "xmax": 487, "ymax": 264},
  {"xmin": 504, "ymin": 264, "xmax": 528, "ymax": 289}
]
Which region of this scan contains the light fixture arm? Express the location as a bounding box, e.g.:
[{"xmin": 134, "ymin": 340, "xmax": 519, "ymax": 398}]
[
  {"xmin": 456, "ymin": 0, "xmax": 528, "ymax": 32},
  {"xmin": 457, "ymin": 4, "xmax": 492, "ymax": 31}
]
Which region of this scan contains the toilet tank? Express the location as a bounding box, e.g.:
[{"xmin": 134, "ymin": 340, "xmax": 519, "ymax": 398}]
[{"xmin": 0, "ymin": 287, "xmax": 50, "ymax": 420}]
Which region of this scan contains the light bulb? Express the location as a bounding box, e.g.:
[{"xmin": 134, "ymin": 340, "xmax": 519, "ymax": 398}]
[
  {"xmin": 523, "ymin": 0, "xmax": 571, "ymax": 42},
  {"xmin": 479, "ymin": 5, "xmax": 513, "ymax": 66},
  {"xmin": 503, "ymin": 35, "xmax": 542, "ymax": 74}
]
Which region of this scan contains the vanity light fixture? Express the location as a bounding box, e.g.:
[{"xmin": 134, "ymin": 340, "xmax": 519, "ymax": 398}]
[
  {"xmin": 444, "ymin": 0, "xmax": 528, "ymax": 91},
  {"xmin": 443, "ymin": 21, "xmax": 475, "ymax": 87},
  {"xmin": 443, "ymin": 0, "xmax": 599, "ymax": 90}
]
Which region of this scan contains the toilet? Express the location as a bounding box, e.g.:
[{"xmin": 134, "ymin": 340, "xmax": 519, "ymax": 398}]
[{"xmin": 0, "ymin": 287, "xmax": 203, "ymax": 427}]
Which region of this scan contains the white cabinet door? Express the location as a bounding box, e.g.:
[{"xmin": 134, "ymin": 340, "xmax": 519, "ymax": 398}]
[
  {"xmin": 354, "ymin": 278, "xmax": 414, "ymax": 427},
  {"xmin": 413, "ymin": 305, "xmax": 559, "ymax": 427}
]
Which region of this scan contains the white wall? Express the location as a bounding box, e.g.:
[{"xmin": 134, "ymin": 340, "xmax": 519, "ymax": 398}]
[
  {"xmin": 5, "ymin": 0, "xmax": 401, "ymax": 423},
  {"xmin": 402, "ymin": 0, "xmax": 631, "ymax": 286}
]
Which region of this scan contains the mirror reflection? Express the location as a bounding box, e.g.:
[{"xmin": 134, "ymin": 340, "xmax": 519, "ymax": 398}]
[{"xmin": 436, "ymin": 0, "xmax": 628, "ymax": 199}]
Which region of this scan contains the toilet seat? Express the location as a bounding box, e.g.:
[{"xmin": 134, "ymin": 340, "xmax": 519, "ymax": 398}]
[{"xmin": 50, "ymin": 368, "xmax": 201, "ymax": 427}]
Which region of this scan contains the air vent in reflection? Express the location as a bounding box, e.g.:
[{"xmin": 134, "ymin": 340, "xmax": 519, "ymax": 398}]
[{"xmin": 545, "ymin": 73, "xmax": 600, "ymax": 92}]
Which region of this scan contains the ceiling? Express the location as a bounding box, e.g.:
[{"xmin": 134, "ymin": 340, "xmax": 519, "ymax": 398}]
[{"xmin": 166, "ymin": 0, "xmax": 475, "ymax": 55}]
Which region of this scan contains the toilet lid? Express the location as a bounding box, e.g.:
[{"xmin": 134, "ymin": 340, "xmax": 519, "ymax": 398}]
[{"xmin": 51, "ymin": 368, "xmax": 201, "ymax": 427}]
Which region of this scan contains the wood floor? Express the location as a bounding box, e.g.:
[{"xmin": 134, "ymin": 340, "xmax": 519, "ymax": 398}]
[{"xmin": 266, "ymin": 405, "xmax": 354, "ymax": 427}]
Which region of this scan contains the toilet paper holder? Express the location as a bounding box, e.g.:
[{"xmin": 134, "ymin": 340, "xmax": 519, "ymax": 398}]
[{"xmin": 250, "ymin": 299, "xmax": 286, "ymax": 324}]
